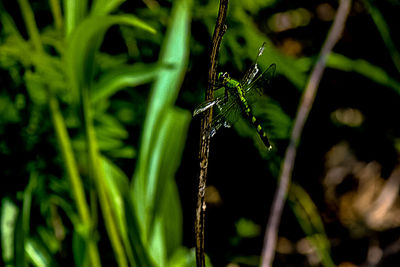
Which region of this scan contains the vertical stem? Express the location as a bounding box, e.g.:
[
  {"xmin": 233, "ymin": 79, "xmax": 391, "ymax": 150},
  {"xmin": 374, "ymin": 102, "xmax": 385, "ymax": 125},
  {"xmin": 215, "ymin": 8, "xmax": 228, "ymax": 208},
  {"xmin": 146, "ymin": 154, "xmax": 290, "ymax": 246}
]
[
  {"xmin": 17, "ymin": 0, "xmax": 43, "ymax": 53},
  {"xmin": 195, "ymin": 1, "xmax": 229, "ymax": 266},
  {"xmin": 364, "ymin": 0, "xmax": 400, "ymax": 73},
  {"xmin": 81, "ymin": 88, "xmax": 128, "ymax": 267},
  {"xmin": 260, "ymin": 0, "xmax": 352, "ymax": 266},
  {"xmin": 49, "ymin": 0, "xmax": 63, "ymax": 31},
  {"xmin": 49, "ymin": 94, "xmax": 101, "ymax": 267}
]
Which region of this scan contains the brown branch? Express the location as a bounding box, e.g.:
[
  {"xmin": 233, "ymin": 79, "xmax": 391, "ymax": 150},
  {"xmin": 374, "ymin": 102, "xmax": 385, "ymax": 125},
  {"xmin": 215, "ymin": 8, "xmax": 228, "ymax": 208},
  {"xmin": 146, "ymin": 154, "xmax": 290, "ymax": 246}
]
[
  {"xmin": 195, "ymin": 1, "xmax": 229, "ymax": 266},
  {"xmin": 260, "ymin": 0, "xmax": 352, "ymax": 266}
]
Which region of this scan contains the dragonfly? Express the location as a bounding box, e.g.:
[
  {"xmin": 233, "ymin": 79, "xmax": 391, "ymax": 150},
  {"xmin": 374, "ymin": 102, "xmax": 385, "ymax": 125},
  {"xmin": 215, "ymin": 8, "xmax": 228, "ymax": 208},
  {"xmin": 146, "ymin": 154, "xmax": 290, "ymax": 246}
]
[{"xmin": 194, "ymin": 43, "xmax": 276, "ymax": 150}]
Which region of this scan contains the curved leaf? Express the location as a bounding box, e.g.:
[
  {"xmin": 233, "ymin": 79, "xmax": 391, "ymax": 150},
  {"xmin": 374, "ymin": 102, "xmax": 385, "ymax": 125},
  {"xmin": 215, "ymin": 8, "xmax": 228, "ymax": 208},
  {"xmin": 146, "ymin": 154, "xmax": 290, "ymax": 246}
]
[
  {"xmin": 91, "ymin": 63, "xmax": 161, "ymax": 104},
  {"xmin": 131, "ymin": 0, "xmax": 192, "ymax": 264},
  {"xmin": 91, "ymin": 0, "xmax": 126, "ymax": 15},
  {"xmin": 327, "ymin": 53, "xmax": 400, "ymax": 94},
  {"xmin": 65, "ymin": 14, "xmax": 156, "ymax": 105}
]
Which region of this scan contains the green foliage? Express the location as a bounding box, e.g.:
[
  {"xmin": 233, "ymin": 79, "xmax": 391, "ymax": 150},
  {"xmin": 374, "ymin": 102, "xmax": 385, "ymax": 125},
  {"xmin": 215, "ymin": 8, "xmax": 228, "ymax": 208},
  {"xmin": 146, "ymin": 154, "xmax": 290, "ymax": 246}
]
[
  {"xmin": 132, "ymin": 0, "xmax": 192, "ymax": 264},
  {"xmin": 0, "ymin": 0, "xmax": 193, "ymax": 265},
  {"xmin": 2, "ymin": 0, "xmax": 400, "ymax": 266},
  {"xmin": 289, "ymin": 184, "xmax": 335, "ymax": 267},
  {"xmin": 1, "ymin": 198, "xmax": 18, "ymax": 266},
  {"xmin": 327, "ymin": 53, "xmax": 400, "ymax": 94}
]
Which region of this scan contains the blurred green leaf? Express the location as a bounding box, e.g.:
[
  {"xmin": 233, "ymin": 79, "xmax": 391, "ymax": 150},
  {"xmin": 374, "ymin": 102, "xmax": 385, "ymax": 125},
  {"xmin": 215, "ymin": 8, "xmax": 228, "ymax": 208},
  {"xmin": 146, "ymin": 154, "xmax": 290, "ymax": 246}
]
[
  {"xmin": 25, "ymin": 72, "xmax": 48, "ymax": 105},
  {"xmin": 0, "ymin": 34, "xmax": 32, "ymax": 69},
  {"xmin": 107, "ymin": 147, "xmax": 136, "ymax": 159},
  {"xmin": 102, "ymin": 157, "xmax": 145, "ymax": 266},
  {"xmin": 365, "ymin": 0, "xmax": 400, "ymax": 73},
  {"xmin": 66, "ymin": 14, "xmax": 156, "ymax": 105},
  {"xmin": 91, "ymin": 0, "xmax": 126, "ymax": 15},
  {"xmin": 72, "ymin": 231, "xmax": 89, "ymax": 267},
  {"xmin": 0, "ymin": 2, "xmax": 23, "ymax": 37},
  {"xmin": 149, "ymin": 219, "xmax": 167, "ymax": 266},
  {"xmin": 132, "ymin": 0, "xmax": 192, "ymax": 241},
  {"xmin": 1, "ymin": 198, "xmax": 19, "ymax": 266},
  {"xmin": 125, "ymin": 194, "xmax": 155, "ymax": 267},
  {"xmin": 327, "ymin": 52, "xmax": 400, "ymax": 95},
  {"xmin": 36, "ymin": 227, "xmax": 60, "ymax": 254},
  {"xmin": 91, "ymin": 63, "xmax": 161, "ymax": 104},
  {"xmin": 96, "ymin": 113, "xmax": 129, "ymax": 139},
  {"xmin": 64, "ymin": 0, "xmax": 88, "ymax": 36},
  {"xmin": 235, "ymin": 218, "xmax": 261, "ymax": 238},
  {"xmin": 168, "ymin": 248, "xmax": 197, "ymax": 267},
  {"xmin": 130, "ymin": 0, "xmax": 192, "ymax": 264},
  {"xmin": 14, "ymin": 173, "xmax": 38, "ymax": 267},
  {"xmin": 134, "ymin": 107, "xmax": 191, "ymax": 264},
  {"xmin": 25, "ymin": 238, "xmax": 52, "ymax": 267},
  {"xmin": 133, "ymin": 0, "xmax": 191, "ymax": 174},
  {"xmin": 160, "ymin": 177, "xmax": 184, "ymax": 258},
  {"xmin": 289, "ymin": 183, "xmax": 335, "ymax": 267}
]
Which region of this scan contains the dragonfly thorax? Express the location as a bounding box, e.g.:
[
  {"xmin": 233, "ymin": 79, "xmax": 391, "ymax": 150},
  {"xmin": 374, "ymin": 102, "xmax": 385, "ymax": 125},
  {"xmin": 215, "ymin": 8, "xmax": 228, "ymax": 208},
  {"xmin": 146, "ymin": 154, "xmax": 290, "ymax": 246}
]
[{"xmin": 217, "ymin": 72, "xmax": 241, "ymax": 90}]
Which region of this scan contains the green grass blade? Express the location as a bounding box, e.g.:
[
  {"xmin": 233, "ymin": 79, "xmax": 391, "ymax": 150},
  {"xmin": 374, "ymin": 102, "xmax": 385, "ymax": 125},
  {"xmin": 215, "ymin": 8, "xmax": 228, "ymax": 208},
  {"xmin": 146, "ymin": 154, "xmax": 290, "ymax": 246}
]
[
  {"xmin": 365, "ymin": 0, "xmax": 400, "ymax": 73},
  {"xmin": 49, "ymin": 94, "xmax": 101, "ymax": 267},
  {"xmin": 16, "ymin": 0, "xmax": 43, "ymax": 53},
  {"xmin": 134, "ymin": 0, "xmax": 191, "ymax": 177},
  {"xmin": 168, "ymin": 248, "xmax": 196, "ymax": 267},
  {"xmin": 16, "ymin": 172, "xmax": 38, "ymax": 267},
  {"xmin": 72, "ymin": 230, "xmax": 89, "ymax": 267},
  {"xmin": 101, "ymin": 157, "xmax": 137, "ymax": 266},
  {"xmin": 91, "ymin": 0, "xmax": 126, "ymax": 15},
  {"xmin": 124, "ymin": 197, "xmax": 155, "ymax": 266},
  {"xmin": 289, "ymin": 183, "xmax": 335, "ymax": 267},
  {"xmin": 0, "ymin": 2, "xmax": 24, "ymax": 37},
  {"xmin": 91, "ymin": 63, "xmax": 161, "ymax": 104},
  {"xmin": 147, "ymin": 107, "xmax": 190, "ymax": 260},
  {"xmin": 64, "ymin": 0, "xmax": 88, "ymax": 36},
  {"xmin": 327, "ymin": 53, "xmax": 400, "ymax": 94},
  {"xmin": 49, "ymin": 0, "xmax": 63, "ymax": 31},
  {"xmin": 132, "ymin": 0, "xmax": 192, "ymax": 248},
  {"xmin": 1, "ymin": 198, "xmax": 19, "ymax": 267},
  {"xmin": 25, "ymin": 238, "xmax": 53, "ymax": 267},
  {"xmin": 66, "ymin": 12, "xmax": 155, "ymax": 267},
  {"xmin": 82, "ymin": 87, "xmax": 128, "ymax": 267}
]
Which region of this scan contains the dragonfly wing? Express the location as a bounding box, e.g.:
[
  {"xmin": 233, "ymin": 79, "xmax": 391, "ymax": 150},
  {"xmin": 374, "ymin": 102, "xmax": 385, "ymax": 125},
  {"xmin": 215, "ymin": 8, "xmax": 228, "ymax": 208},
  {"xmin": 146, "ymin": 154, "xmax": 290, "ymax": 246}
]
[
  {"xmin": 239, "ymin": 42, "xmax": 267, "ymax": 86},
  {"xmin": 240, "ymin": 63, "xmax": 259, "ymax": 86},
  {"xmin": 207, "ymin": 97, "xmax": 241, "ymax": 137},
  {"xmin": 243, "ymin": 63, "xmax": 276, "ymax": 96},
  {"xmin": 193, "ymin": 98, "xmax": 222, "ymax": 116}
]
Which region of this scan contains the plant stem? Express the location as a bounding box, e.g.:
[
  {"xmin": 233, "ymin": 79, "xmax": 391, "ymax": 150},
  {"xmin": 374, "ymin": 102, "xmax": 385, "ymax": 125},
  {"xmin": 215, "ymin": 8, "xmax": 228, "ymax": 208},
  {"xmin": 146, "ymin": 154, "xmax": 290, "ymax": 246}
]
[
  {"xmin": 82, "ymin": 88, "xmax": 128, "ymax": 267},
  {"xmin": 195, "ymin": 1, "xmax": 229, "ymax": 266},
  {"xmin": 17, "ymin": 0, "xmax": 44, "ymax": 53},
  {"xmin": 49, "ymin": 0, "xmax": 63, "ymax": 31},
  {"xmin": 260, "ymin": 0, "xmax": 352, "ymax": 266},
  {"xmin": 49, "ymin": 94, "xmax": 102, "ymax": 267}
]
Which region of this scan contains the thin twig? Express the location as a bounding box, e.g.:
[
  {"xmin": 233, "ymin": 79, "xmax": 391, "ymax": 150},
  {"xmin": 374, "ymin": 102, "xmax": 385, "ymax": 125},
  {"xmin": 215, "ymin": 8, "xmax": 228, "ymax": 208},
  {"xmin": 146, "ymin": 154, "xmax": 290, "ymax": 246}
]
[
  {"xmin": 260, "ymin": 0, "xmax": 352, "ymax": 266},
  {"xmin": 195, "ymin": 1, "xmax": 229, "ymax": 266}
]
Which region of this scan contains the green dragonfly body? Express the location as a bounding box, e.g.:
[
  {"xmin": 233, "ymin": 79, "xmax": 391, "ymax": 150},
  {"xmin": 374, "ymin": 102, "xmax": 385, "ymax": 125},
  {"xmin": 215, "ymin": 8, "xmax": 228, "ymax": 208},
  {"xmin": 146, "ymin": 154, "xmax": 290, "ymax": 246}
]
[{"xmin": 194, "ymin": 43, "xmax": 276, "ymax": 150}]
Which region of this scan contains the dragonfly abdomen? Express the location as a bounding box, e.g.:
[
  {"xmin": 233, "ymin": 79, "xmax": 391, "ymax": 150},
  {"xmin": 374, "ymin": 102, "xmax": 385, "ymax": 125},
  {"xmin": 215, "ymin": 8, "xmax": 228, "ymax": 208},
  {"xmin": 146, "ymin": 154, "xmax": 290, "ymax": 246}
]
[
  {"xmin": 233, "ymin": 85, "xmax": 272, "ymax": 150},
  {"xmin": 250, "ymin": 115, "xmax": 272, "ymax": 150}
]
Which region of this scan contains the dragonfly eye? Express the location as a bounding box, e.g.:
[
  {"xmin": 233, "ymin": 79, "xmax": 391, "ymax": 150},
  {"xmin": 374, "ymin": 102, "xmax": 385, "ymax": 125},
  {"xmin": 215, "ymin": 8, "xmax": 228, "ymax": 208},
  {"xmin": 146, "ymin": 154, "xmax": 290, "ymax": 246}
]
[{"xmin": 217, "ymin": 72, "xmax": 229, "ymax": 84}]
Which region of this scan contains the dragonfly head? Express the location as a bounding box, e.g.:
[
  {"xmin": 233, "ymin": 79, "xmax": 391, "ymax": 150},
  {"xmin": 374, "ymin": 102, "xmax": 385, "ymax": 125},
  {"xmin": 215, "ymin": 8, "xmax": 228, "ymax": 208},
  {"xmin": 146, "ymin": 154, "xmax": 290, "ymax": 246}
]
[{"xmin": 217, "ymin": 72, "xmax": 230, "ymax": 85}]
